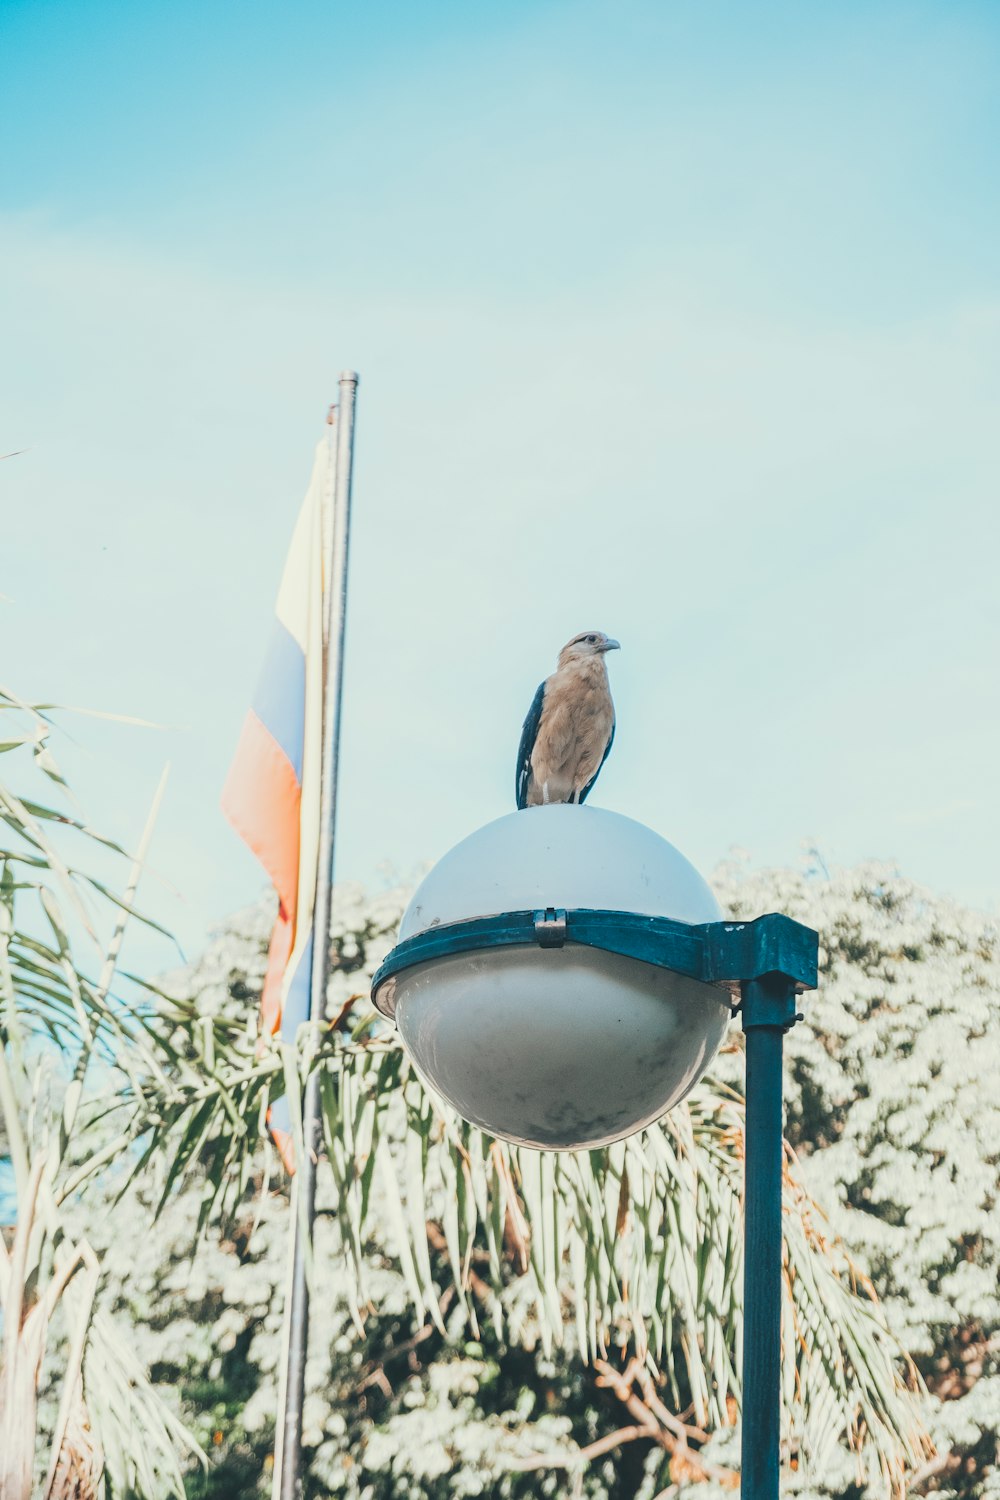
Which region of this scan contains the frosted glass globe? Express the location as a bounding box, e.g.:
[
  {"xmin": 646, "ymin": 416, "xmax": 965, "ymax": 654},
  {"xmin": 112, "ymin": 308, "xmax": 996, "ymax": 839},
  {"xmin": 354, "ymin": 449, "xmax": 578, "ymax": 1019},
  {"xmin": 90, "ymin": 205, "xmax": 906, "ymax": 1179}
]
[{"xmin": 375, "ymin": 806, "xmax": 731, "ymax": 1151}]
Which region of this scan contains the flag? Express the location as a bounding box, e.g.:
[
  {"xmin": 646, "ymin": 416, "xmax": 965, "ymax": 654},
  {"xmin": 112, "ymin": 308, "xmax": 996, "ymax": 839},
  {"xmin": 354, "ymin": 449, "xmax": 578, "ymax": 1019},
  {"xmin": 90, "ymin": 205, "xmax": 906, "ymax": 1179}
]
[{"xmin": 221, "ymin": 426, "xmax": 334, "ymax": 1170}]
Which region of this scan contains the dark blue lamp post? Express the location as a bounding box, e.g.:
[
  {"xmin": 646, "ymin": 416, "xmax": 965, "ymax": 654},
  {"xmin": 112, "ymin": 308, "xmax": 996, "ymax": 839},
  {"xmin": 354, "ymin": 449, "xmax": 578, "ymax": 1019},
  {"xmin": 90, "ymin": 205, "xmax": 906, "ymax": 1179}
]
[{"xmin": 371, "ymin": 806, "xmax": 817, "ymax": 1500}]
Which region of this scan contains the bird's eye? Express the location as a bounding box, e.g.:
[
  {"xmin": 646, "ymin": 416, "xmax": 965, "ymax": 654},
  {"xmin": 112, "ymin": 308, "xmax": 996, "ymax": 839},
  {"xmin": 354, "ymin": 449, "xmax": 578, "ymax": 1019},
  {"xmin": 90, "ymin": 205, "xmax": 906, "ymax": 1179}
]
[{"xmin": 586, "ymin": 634, "xmax": 597, "ymax": 644}]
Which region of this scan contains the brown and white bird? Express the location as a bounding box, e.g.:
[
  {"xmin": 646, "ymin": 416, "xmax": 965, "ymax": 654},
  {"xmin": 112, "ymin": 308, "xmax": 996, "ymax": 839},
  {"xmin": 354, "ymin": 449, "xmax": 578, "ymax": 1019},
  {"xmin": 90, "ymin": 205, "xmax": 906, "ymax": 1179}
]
[{"xmin": 515, "ymin": 631, "xmax": 620, "ymax": 809}]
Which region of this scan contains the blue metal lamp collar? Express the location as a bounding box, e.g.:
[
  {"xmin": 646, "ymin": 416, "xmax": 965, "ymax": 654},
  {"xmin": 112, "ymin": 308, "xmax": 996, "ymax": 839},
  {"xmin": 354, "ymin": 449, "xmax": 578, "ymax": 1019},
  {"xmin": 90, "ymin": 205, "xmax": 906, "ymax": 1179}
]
[{"xmin": 371, "ymin": 907, "xmax": 818, "ymax": 1020}]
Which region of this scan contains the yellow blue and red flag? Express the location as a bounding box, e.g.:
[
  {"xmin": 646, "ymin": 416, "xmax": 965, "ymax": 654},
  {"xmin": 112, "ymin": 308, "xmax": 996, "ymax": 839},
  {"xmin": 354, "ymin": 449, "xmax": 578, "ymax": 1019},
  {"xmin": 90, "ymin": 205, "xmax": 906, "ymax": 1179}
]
[{"xmin": 221, "ymin": 426, "xmax": 334, "ymax": 1169}]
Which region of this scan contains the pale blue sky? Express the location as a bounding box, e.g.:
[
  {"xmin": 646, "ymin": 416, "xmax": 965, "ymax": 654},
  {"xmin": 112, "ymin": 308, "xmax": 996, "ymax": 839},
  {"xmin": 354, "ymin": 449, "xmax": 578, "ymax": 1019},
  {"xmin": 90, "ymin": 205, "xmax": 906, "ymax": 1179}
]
[{"xmin": 2, "ymin": 0, "xmax": 998, "ymax": 979}]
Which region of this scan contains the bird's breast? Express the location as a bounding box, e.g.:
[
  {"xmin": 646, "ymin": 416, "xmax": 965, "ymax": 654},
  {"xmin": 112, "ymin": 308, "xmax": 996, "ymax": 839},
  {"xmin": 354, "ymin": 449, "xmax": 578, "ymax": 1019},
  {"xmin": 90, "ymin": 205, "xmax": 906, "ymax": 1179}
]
[{"xmin": 531, "ymin": 664, "xmax": 614, "ymax": 787}]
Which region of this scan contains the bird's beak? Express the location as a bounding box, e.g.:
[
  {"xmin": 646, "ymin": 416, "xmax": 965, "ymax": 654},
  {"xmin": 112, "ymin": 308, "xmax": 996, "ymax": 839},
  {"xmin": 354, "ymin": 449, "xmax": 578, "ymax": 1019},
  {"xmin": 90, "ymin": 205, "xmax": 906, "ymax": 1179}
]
[{"xmin": 602, "ymin": 638, "xmax": 621, "ymax": 652}]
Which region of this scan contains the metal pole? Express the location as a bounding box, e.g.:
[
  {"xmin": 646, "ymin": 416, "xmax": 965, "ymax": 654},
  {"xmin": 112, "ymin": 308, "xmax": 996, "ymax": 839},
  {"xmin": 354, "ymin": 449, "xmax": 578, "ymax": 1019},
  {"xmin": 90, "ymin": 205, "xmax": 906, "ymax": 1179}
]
[
  {"xmin": 740, "ymin": 973, "xmax": 796, "ymax": 1500},
  {"xmin": 276, "ymin": 372, "xmax": 360, "ymax": 1500}
]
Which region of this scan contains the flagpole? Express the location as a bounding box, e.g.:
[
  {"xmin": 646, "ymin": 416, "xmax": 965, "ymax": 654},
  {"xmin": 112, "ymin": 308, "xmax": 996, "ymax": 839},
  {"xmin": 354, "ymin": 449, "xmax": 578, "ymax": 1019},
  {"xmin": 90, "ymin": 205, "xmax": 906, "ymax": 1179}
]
[{"xmin": 276, "ymin": 371, "xmax": 359, "ymax": 1500}]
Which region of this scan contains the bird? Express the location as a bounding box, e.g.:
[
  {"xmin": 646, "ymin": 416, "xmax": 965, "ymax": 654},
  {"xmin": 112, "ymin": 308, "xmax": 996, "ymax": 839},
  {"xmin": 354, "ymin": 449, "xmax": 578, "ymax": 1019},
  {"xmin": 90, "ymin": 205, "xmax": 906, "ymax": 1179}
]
[{"xmin": 515, "ymin": 631, "xmax": 620, "ymax": 809}]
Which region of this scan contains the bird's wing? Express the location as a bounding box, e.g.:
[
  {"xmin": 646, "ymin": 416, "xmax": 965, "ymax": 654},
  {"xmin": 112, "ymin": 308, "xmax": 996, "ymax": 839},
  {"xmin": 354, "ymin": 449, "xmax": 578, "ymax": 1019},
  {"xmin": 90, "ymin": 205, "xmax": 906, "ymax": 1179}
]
[
  {"xmin": 577, "ymin": 716, "xmax": 615, "ymax": 805},
  {"xmin": 515, "ymin": 681, "xmax": 546, "ymax": 809}
]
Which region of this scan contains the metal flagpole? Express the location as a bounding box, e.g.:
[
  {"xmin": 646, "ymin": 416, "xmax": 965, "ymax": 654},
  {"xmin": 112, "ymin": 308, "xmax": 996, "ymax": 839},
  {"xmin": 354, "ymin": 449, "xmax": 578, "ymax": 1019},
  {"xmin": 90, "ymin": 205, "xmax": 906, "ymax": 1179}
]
[{"xmin": 276, "ymin": 371, "xmax": 360, "ymax": 1500}]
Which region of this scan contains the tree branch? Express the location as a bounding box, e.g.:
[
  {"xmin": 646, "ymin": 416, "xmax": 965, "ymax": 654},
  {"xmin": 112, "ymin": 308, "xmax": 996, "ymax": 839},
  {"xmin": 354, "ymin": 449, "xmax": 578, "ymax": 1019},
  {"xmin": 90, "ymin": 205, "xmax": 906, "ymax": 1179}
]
[
  {"xmin": 509, "ymin": 1423, "xmax": 661, "ymax": 1472},
  {"xmin": 592, "ymin": 1357, "xmax": 739, "ymax": 1489}
]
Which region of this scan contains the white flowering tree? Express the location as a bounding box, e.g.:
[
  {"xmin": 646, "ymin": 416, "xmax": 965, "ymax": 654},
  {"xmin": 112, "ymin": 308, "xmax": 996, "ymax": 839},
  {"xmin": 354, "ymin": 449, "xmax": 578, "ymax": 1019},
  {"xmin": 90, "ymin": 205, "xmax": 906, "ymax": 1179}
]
[{"xmin": 714, "ymin": 853, "xmax": 1000, "ymax": 1497}]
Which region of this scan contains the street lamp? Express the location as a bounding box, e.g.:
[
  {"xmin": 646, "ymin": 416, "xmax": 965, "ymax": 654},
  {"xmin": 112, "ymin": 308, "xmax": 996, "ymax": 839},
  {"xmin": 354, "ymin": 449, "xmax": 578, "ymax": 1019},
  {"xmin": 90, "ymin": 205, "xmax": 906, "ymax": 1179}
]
[{"xmin": 371, "ymin": 804, "xmax": 817, "ymax": 1500}]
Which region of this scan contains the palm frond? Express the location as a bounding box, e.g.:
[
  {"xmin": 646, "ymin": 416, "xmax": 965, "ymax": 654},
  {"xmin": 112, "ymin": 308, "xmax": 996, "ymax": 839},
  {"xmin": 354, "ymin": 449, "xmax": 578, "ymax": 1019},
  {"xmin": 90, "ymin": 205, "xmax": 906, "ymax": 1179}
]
[{"xmin": 0, "ymin": 707, "xmax": 200, "ymax": 1499}]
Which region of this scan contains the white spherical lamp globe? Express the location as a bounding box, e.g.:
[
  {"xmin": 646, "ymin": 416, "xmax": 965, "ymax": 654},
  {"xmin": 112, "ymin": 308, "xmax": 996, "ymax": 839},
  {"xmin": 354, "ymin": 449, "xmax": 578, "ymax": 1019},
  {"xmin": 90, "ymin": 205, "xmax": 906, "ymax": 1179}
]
[{"xmin": 373, "ymin": 806, "xmax": 731, "ymax": 1151}]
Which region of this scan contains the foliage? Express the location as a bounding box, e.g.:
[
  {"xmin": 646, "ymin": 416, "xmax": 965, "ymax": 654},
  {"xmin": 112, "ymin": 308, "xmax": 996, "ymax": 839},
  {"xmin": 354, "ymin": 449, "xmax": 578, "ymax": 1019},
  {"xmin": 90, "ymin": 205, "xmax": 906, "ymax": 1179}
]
[
  {"xmin": 97, "ymin": 864, "xmax": 963, "ymax": 1500},
  {"xmin": 0, "ymin": 691, "xmax": 199, "ymax": 1499},
  {"xmin": 4, "ymin": 682, "xmax": 993, "ymax": 1498},
  {"xmin": 715, "ymin": 853, "xmax": 1000, "ymax": 1497}
]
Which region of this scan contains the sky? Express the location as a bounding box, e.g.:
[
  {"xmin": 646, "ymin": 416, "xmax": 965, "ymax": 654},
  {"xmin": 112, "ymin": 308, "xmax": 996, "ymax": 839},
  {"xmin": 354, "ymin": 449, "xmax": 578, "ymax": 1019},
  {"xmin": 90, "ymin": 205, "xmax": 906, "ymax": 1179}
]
[{"xmin": 2, "ymin": 0, "xmax": 999, "ymax": 984}]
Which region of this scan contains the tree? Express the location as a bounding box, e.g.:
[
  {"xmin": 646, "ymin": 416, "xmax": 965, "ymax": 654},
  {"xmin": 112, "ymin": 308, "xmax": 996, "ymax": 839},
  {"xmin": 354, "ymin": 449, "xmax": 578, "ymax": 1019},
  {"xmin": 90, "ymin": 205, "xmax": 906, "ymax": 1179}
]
[{"xmin": 714, "ymin": 852, "xmax": 1000, "ymax": 1497}]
